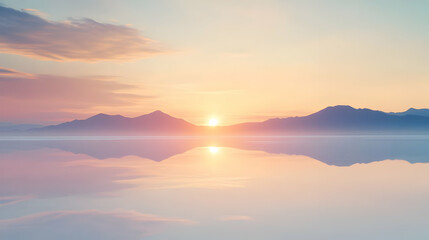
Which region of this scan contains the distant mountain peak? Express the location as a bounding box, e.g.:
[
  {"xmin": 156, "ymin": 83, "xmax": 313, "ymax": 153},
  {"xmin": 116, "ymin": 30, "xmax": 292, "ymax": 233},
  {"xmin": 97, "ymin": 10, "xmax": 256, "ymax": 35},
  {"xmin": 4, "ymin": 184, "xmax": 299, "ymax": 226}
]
[
  {"xmin": 87, "ymin": 113, "xmax": 125, "ymax": 120},
  {"xmin": 406, "ymin": 107, "xmax": 429, "ymax": 112},
  {"xmin": 148, "ymin": 110, "xmax": 168, "ymax": 115},
  {"xmin": 310, "ymin": 105, "xmax": 357, "ymax": 116},
  {"xmin": 328, "ymin": 105, "xmax": 355, "ymax": 109},
  {"xmin": 320, "ymin": 105, "xmax": 355, "ymax": 112},
  {"xmin": 390, "ymin": 108, "xmax": 429, "ymax": 117},
  {"xmin": 137, "ymin": 110, "xmax": 175, "ymax": 120},
  {"xmin": 91, "ymin": 113, "xmax": 110, "ymax": 118}
]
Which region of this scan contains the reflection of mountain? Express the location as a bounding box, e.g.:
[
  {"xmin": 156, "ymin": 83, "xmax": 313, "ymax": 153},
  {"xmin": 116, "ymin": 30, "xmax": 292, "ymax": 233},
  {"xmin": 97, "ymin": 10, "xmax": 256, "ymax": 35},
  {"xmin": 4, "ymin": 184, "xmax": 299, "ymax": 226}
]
[
  {"xmin": 37, "ymin": 139, "xmax": 203, "ymax": 161},
  {"xmin": 225, "ymin": 137, "xmax": 429, "ymax": 166},
  {"xmin": 2, "ymin": 136, "xmax": 429, "ymax": 166}
]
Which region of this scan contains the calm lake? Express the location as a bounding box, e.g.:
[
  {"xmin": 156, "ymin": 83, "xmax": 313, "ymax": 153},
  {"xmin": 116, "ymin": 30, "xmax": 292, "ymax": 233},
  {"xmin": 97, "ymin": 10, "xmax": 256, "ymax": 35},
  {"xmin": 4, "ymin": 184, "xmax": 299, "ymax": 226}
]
[{"xmin": 1, "ymin": 136, "xmax": 429, "ymax": 239}]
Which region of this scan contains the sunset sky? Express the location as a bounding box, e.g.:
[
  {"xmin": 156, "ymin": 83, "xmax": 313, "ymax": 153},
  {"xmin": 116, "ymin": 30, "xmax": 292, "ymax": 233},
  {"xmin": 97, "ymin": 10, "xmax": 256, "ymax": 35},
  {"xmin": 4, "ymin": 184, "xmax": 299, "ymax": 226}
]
[{"xmin": 1, "ymin": 0, "xmax": 428, "ymax": 125}]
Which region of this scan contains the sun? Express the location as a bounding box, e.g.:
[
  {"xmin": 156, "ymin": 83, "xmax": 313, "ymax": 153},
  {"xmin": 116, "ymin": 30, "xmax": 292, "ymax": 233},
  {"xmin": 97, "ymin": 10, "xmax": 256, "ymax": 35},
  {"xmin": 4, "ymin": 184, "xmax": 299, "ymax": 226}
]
[
  {"xmin": 208, "ymin": 146, "xmax": 219, "ymax": 153},
  {"xmin": 208, "ymin": 118, "xmax": 219, "ymax": 127}
]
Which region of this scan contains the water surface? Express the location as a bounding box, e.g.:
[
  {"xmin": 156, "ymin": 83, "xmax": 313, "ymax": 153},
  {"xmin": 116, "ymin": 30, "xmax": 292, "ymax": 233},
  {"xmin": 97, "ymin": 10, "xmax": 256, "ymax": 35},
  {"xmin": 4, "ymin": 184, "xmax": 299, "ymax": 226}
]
[{"xmin": 1, "ymin": 136, "xmax": 429, "ymax": 239}]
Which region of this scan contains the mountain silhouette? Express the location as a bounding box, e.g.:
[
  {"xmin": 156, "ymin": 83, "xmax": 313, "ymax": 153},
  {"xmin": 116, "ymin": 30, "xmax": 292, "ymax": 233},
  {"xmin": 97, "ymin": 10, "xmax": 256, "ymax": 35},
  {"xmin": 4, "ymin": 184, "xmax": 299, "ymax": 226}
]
[
  {"xmin": 13, "ymin": 105, "xmax": 429, "ymax": 135},
  {"xmin": 0, "ymin": 122, "xmax": 43, "ymax": 132},
  {"xmin": 33, "ymin": 110, "xmax": 198, "ymax": 135},
  {"xmin": 390, "ymin": 108, "xmax": 429, "ymax": 117},
  {"xmin": 225, "ymin": 105, "xmax": 429, "ymax": 134}
]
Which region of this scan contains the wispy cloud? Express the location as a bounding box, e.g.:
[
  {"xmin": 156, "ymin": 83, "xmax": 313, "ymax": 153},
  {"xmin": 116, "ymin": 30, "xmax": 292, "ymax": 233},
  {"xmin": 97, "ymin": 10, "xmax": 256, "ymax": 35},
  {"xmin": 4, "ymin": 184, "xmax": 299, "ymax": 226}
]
[
  {"xmin": 219, "ymin": 215, "xmax": 254, "ymax": 221},
  {"xmin": 0, "ymin": 67, "xmax": 152, "ymax": 123},
  {"xmin": 0, "ymin": 6, "xmax": 163, "ymax": 62},
  {"xmin": 0, "ymin": 210, "xmax": 192, "ymax": 239},
  {"xmin": 0, "ymin": 66, "xmax": 33, "ymax": 78},
  {"xmin": 0, "ymin": 196, "xmax": 32, "ymax": 207}
]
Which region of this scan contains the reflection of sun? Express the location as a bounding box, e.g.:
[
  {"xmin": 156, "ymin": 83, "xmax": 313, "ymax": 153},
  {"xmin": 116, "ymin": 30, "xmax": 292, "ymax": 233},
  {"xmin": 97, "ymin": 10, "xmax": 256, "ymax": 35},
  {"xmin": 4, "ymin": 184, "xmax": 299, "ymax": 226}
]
[
  {"xmin": 208, "ymin": 118, "xmax": 219, "ymax": 127},
  {"xmin": 208, "ymin": 146, "xmax": 219, "ymax": 153}
]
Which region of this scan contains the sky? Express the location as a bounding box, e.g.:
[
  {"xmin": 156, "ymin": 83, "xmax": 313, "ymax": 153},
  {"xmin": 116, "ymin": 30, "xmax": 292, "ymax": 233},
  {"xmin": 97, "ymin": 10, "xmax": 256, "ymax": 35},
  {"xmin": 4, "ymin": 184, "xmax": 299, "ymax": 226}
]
[{"xmin": 0, "ymin": 0, "xmax": 428, "ymax": 125}]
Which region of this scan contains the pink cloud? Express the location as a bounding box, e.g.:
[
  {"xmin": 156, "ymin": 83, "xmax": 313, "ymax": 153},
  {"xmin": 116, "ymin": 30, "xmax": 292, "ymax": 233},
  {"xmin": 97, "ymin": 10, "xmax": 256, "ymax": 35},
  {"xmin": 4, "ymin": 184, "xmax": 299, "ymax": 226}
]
[
  {"xmin": 0, "ymin": 67, "xmax": 152, "ymax": 123},
  {"xmin": 0, "ymin": 6, "xmax": 163, "ymax": 62},
  {"xmin": 0, "ymin": 67, "xmax": 33, "ymax": 78}
]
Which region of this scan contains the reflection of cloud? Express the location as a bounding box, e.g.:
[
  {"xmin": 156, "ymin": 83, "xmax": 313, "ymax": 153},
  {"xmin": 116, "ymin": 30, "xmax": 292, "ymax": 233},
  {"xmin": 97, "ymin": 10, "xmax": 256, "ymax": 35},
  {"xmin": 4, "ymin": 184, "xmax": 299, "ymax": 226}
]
[
  {"xmin": 219, "ymin": 215, "xmax": 254, "ymax": 221},
  {"xmin": 0, "ymin": 196, "xmax": 32, "ymax": 207},
  {"xmin": 0, "ymin": 68, "xmax": 151, "ymax": 123},
  {"xmin": 0, "ymin": 149, "xmax": 136, "ymax": 198},
  {"xmin": 0, "ymin": 210, "xmax": 192, "ymax": 240},
  {"xmin": 128, "ymin": 176, "xmax": 248, "ymax": 190},
  {"xmin": 0, "ymin": 6, "xmax": 162, "ymax": 61},
  {"xmin": 71, "ymin": 158, "xmax": 248, "ymax": 190}
]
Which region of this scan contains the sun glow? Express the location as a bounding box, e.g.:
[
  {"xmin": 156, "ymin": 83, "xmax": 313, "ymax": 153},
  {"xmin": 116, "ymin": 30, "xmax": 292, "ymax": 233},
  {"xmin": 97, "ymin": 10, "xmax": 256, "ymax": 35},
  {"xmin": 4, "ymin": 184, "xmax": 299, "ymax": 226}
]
[
  {"xmin": 208, "ymin": 118, "xmax": 219, "ymax": 127},
  {"xmin": 208, "ymin": 146, "xmax": 220, "ymax": 153}
]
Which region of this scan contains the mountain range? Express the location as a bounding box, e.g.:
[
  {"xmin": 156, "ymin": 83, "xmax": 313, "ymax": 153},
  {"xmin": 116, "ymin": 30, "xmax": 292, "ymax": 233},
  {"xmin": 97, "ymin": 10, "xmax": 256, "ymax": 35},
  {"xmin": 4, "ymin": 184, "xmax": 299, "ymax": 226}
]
[
  {"xmin": 4, "ymin": 105, "xmax": 429, "ymax": 135},
  {"xmin": 390, "ymin": 108, "xmax": 429, "ymax": 117},
  {"xmin": 30, "ymin": 110, "xmax": 199, "ymax": 135},
  {"xmin": 0, "ymin": 122, "xmax": 44, "ymax": 132},
  {"xmin": 225, "ymin": 105, "xmax": 429, "ymax": 134}
]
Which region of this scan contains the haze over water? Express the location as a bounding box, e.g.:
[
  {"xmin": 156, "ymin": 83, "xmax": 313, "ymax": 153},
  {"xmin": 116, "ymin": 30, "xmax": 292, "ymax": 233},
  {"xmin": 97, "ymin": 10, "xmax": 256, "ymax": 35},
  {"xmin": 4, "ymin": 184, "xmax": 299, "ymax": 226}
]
[{"xmin": 1, "ymin": 136, "xmax": 428, "ymax": 239}]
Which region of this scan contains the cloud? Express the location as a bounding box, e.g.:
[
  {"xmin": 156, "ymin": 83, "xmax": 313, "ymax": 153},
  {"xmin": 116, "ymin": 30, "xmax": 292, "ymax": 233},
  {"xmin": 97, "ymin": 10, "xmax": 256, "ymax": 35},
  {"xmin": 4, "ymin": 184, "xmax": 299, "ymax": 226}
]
[
  {"xmin": 0, "ymin": 6, "xmax": 162, "ymax": 62},
  {"xmin": 22, "ymin": 8, "xmax": 48, "ymax": 19},
  {"xmin": 0, "ymin": 66, "xmax": 33, "ymax": 77},
  {"xmin": 0, "ymin": 210, "xmax": 192, "ymax": 240},
  {"xmin": 0, "ymin": 196, "xmax": 32, "ymax": 206},
  {"xmin": 218, "ymin": 215, "xmax": 254, "ymax": 221},
  {"xmin": 0, "ymin": 67, "xmax": 152, "ymax": 123},
  {"xmin": 0, "ymin": 67, "xmax": 16, "ymax": 75}
]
